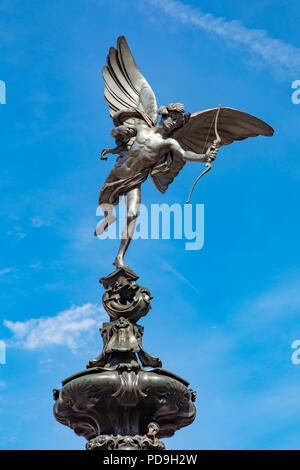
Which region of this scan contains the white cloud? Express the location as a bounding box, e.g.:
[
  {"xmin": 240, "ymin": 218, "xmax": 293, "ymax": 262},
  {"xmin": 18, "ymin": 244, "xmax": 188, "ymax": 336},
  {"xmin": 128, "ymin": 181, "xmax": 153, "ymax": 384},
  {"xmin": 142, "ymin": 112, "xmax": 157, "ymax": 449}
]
[
  {"xmin": 146, "ymin": 0, "xmax": 300, "ymax": 77},
  {"xmin": 0, "ymin": 268, "xmax": 14, "ymax": 276},
  {"xmin": 7, "ymin": 225, "xmax": 26, "ymax": 239},
  {"xmin": 3, "ymin": 303, "xmax": 105, "ymax": 352},
  {"xmin": 29, "ymin": 262, "xmax": 42, "ymax": 270},
  {"xmin": 30, "ymin": 216, "xmax": 51, "ymax": 228}
]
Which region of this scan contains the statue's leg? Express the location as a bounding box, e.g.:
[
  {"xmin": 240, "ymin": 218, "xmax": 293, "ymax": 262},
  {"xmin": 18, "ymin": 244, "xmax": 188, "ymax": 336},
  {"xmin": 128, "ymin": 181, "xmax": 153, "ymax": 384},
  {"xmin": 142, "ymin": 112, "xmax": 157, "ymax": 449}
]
[
  {"xmin": 94, "ymin": 203, "xmax": 117, "ymax": 236},
  {"xmin": 113, "ymin": 186, "xmax": 141, "ymax": 268}
]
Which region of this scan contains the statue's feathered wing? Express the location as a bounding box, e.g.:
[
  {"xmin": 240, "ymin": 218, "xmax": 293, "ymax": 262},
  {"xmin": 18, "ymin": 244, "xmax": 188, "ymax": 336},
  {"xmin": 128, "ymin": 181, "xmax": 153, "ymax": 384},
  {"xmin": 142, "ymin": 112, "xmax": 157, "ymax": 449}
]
[
  {"xmin": 151, "ymin": 107, "xmax": 274, "ymax": 194},
  {"xmin": 102, "ymin": 36, "xmax": 158, "ymax": 127}
]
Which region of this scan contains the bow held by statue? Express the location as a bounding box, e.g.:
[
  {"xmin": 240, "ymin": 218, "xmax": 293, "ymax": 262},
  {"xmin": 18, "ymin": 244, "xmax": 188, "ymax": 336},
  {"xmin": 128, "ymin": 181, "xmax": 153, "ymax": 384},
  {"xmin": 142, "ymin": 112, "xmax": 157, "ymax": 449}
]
[{"xmin": 186, "ymin": 104, "xmax": 222, "ymax": 204}]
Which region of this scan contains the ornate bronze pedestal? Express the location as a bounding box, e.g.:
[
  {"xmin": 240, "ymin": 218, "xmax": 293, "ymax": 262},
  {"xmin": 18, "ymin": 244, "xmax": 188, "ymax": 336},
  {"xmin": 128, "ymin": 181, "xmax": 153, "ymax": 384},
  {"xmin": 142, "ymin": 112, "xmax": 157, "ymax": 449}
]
[{"xmin": 53, "ymin": 267, "xmax": 196, "ymax": 450}]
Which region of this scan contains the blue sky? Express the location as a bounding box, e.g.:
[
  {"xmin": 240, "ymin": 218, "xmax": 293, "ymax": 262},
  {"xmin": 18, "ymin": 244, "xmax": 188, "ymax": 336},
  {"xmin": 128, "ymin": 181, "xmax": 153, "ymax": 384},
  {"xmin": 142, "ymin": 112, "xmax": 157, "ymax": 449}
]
[{"xmin": 0, "ymin": 0, "xmax": 300, "ymax": 450}]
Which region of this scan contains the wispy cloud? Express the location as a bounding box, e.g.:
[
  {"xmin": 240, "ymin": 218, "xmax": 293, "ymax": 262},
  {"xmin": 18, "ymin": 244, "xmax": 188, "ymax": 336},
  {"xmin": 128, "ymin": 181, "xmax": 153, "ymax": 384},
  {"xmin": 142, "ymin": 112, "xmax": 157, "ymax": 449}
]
[
  {"xmin": 7, "ymin": 225, "xmax": 26, "ymax": 239},
  {"xmin": 160, "ymin": 258, "xmax": 200, "ymax": 293},
  {"xmin": 29, "ymin": 262, "xmax": 43, "ymax": 270},
  {"xmin": 188, "ymin": 276, "xmax": 300, "ymax": 374},
  {"xmin": 0, "ymin": 381, "xmax": 7, "ymax": 390},
  {"xmin": 0, "ymin": 268, "xmax": 14, "ymax": 276},
  {"xmin": 146, "ymin": 0, "xmax": 300, "ymax": 77},
  {"xmin": 184, "ymin": 275, "xmax": 300, "ymax": 448},
  {"xmin": 3, "ymin": 303, "xmax": 105, "ymax": 352},
  {"xmin": 235, "ymin": 278, "xmax": 300, "ymax": 329},
  {"xmin": 30, "ymin": 216, "xmax": 51, "ymax": 228}
]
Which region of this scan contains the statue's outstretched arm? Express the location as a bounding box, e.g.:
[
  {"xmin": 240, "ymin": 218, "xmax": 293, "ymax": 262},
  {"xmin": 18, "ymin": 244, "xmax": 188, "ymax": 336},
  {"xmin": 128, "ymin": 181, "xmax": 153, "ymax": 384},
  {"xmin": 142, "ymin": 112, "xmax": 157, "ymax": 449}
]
[
  {"xmin": 168, "ymin": 139, "xmax": 218, "ymax": 162},
  {"xmin": 100, "ymin": 144, "xmax": 125, "ymax": 160},
  {"xmin": 101, "ymin": 125, "xmax": 137, "ymax": 160}
]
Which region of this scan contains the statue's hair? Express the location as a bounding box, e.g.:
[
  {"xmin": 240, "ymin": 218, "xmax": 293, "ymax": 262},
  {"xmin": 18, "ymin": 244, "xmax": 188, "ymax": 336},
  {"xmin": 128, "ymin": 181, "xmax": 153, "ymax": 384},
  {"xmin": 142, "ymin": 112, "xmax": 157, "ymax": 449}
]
[
  {"xmin": 158, "ymin": 103, "xmax": 186, "ymax": 116},
  {"xmin": 167, "ymin": 103, "xmax": 185, "ymax": 114}
]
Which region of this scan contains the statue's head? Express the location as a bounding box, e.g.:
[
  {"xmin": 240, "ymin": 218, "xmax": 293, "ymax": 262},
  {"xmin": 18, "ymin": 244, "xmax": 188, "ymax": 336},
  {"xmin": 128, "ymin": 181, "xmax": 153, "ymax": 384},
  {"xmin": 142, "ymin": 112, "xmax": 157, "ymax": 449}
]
[{"xmin": 158, "ymin": 103, "xmax": 186, "ymax": 132}]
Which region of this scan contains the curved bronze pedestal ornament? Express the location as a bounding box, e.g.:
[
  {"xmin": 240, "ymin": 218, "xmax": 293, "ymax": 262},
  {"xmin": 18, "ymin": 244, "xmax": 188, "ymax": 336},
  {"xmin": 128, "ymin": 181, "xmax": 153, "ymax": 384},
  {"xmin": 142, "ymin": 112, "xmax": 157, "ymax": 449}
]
[{"xmin": 53, "ymin": 267, "xmax": 196, "ymax": 450}]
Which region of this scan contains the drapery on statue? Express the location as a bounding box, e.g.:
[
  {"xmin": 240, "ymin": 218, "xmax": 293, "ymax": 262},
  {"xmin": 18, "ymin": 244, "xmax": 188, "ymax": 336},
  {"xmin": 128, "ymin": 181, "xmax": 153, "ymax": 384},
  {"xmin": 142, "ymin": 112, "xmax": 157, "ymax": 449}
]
[{"xmin": 95, "ymin": 36, "xmax": 274, "ymax": 268}]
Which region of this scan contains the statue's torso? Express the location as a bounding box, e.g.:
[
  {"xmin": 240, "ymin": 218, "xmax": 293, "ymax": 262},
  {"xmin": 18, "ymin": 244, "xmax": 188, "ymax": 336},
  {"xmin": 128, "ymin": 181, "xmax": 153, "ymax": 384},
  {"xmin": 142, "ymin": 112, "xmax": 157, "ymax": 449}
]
[{"xmin": 109, "ymin": 126, "xmax": 168, "ymax": 181}]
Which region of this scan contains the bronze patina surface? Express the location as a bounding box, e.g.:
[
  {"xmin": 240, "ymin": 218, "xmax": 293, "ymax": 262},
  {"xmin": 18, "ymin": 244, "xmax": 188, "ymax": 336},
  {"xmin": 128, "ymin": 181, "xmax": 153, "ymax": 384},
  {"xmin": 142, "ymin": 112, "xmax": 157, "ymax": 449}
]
[{"xmin": 53, "ymin": 36, "xmax": 273, "ymax": 450}]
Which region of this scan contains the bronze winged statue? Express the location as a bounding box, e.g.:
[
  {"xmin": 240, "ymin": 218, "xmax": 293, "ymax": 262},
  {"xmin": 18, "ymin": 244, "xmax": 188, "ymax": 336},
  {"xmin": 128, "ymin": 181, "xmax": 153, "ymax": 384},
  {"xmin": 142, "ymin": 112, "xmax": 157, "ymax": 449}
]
[{"xmin": 95, "ymin": 36, "xmax": 274, "ymax": 269}]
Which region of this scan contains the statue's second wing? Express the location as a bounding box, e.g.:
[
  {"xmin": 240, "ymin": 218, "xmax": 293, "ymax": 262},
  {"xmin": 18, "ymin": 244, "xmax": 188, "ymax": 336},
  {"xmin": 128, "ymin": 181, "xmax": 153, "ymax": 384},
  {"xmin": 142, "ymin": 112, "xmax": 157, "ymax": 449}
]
[
  {"xmin": 151, "ymin": 107, "xmax": 274, "ymax": 193},
  {"xmin": 102, "ymin": 36, "xmax": 158, "ymax": 125},
  {"xmin": 172, "ymin": 107, "xmax": 274, "ymax": 154}
]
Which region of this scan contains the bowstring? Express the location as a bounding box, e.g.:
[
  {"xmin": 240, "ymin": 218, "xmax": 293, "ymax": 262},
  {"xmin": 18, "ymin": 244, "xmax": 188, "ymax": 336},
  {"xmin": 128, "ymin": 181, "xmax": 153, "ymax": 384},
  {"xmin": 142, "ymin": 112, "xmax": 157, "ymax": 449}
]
[
  {"xmin": 202, "ymin": 112, "xmax": 216, "ymax": 155},
  {"xmin": 185, "ymin": 110, "xmax": 217, "ymax": 204}
]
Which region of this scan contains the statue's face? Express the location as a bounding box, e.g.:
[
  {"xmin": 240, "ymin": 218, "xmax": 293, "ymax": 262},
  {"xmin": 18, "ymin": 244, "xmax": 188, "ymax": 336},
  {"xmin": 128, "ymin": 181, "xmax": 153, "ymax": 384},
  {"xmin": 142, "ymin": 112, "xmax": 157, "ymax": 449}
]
[{"xmin": 160, "ymin": 109, "xmax": 184, "ymax": 132}]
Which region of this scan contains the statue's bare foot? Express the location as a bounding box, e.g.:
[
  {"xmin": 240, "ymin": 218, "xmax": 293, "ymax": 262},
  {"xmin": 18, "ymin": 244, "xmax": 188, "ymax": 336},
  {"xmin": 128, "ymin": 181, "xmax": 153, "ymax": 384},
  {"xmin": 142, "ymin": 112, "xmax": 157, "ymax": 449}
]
[{"xmin": 113, "ymin": 256, "xmax": 125, "ymax": 269}]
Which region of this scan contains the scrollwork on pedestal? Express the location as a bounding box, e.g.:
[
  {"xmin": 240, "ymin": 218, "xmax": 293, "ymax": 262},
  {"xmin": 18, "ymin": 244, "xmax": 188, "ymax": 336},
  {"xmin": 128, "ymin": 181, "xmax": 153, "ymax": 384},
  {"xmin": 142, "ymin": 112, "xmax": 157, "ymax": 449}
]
[
  {"xmin": 87, "ymin": 316, "xmax": 162, "ymax": 370},
  {"xmin": 53, "ymin": 266, "xmax": 197, "ymax": 450},
  {"xmin": 100, "ymin": 267, "xmax": 152, "ymax": 323},
  {"xmin": 86, "ymin": 434, "xmax": 166, "ymax": 450},
  {"xmin": 53, "ymin": 368, "xmax": 196, "ymax": 445}
]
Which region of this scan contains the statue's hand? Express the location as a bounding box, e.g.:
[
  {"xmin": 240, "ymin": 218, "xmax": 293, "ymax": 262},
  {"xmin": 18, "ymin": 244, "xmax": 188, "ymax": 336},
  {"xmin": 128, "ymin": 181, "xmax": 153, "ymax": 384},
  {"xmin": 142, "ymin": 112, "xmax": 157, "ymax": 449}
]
[
  {"xmin": 205, "ymin": 144, "xmax": 219, "ymax": 161},
  {"xmin": 100, "ymin": 149, "xmax": 109, "ymax": 160}
]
